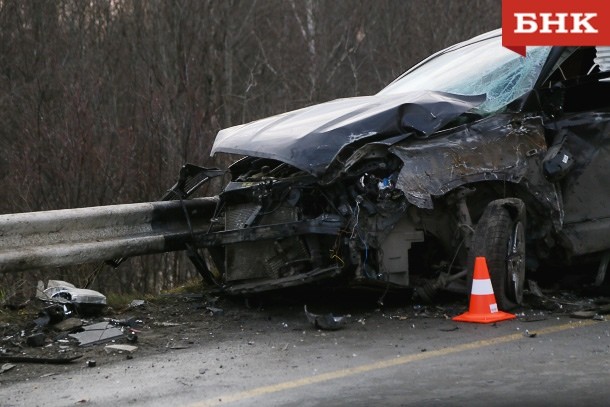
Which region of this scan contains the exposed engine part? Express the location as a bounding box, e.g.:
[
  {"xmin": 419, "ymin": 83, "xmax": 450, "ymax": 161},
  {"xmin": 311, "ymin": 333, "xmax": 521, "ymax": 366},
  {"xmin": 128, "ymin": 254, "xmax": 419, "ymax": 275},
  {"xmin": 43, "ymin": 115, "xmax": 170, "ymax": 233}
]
[
  {"xmin": 416, "ymin": 269, "xmax": 468, "ymax": 303},
  {"xmin": 446, "ymin": 187, "xmax": 476, "ymax": 249},
  {"xmin": 225, "ymin": 205, "xmax": 303, "ymax": 281}
]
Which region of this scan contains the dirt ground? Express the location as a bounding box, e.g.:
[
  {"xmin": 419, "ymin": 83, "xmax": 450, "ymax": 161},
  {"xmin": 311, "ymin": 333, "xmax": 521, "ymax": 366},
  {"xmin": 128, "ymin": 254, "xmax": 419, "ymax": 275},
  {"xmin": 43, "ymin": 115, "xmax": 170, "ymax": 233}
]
[
  {"xmin": 1, "ymin": 278, "xmax": 609, "ymax": 385},
  {"xmin": 0, "ymin": 290, "xmax": 255, "ymax": 383}
]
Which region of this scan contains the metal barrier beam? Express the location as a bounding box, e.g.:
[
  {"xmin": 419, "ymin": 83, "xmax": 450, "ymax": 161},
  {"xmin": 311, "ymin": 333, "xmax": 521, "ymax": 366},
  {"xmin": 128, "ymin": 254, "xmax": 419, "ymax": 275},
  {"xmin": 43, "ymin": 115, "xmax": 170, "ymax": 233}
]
[{"xmin": 0, "ymin": 197, "xmax": 219, "ymax": 272}]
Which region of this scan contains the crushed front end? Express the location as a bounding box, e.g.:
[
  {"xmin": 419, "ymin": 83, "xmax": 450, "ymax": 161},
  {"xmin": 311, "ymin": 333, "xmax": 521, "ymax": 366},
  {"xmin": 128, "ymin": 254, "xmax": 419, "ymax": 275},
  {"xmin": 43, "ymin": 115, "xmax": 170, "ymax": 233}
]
[{"xmin": 193, "ymin": 153, "xmax": 423, "ymax": 295}]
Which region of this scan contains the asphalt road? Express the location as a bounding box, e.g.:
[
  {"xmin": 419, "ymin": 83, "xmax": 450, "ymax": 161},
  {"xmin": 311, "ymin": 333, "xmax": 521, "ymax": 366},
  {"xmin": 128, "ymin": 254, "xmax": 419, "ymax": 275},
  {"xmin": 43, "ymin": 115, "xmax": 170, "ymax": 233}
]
[{"xmin": 2, "ymin": 302, "xmax": 609, "ymax": 407}]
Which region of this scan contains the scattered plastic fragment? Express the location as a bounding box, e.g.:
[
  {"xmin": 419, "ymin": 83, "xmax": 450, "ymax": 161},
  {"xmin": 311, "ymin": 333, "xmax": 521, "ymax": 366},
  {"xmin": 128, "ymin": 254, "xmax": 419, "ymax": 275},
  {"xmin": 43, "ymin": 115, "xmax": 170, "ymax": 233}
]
[
  {"xmin": 206, "ymin": 306, "xmax": 224, "ymax": 316},
  {"xmin": 108, "ymin": 316, "xmax": 140, "ymax": 328},
  {"xmin": 38, "ymin": 280, "xmax": 106, "ymax": 315},
  {"xmin": 86, "ymin": 360, "xmax": 96, "ymax": 367},
  {"xmin": 34, "ymin": 304, "xmax": 67, "ymax": 327},
  {"xmin": 520, "ymin": 314, "xmax": 548, "ymax": 322},
  {"xmin": 126, "ymin": 331, "xmax": 138, "ymax": 343},
  {"xmin": 53, "ymin": 318, "xmax": 83, "ymax": 332},
  {"xmin": 0, "ymin": 355, "xmax": 82, "ymax": 364},
  {"xmin": 26, "ymin": 333, "xmax": 46, "ymax": 347},
  {"xmin": 154, "ymin": 321, "xmax": 182, "ymax": 327},
  {"xmin": 39, "ymin": 373, "xmax": 56, "ymax": 378},
  {"xmin": 304, "ymin": 305, "xmax": 347, "ymax": 331},
  {"xmin": 571, "ymin": 310, "xmax": 598, "ymax": 319},
  {"xmin": 104, "ymin": 344, "xmax": 138, "ymax": 353},
  {"xmin": 1, "ymin": 363, "xmax": 15, "ymax": 374},
  {"xmin": 523, "ymin": 330, "xmax": 537, "ymax": 338},
  {"xmin": 129, "ymin": 299, "xmax": 145, "ymax": 308},
  {"xmin": 69, "ymin": 322, "xmax": 124, "ymax": 346},
  {"xmin": 167, "ymin": 341, "xmax": 191, "ymax": 350}
]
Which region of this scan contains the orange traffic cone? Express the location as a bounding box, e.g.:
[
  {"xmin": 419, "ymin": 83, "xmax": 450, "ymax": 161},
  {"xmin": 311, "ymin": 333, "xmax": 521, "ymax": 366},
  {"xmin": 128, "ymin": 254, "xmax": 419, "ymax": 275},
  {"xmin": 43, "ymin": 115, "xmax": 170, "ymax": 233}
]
[{"xmin": 453, "ymin": 257, "xmax": 516, "ymax": 324}]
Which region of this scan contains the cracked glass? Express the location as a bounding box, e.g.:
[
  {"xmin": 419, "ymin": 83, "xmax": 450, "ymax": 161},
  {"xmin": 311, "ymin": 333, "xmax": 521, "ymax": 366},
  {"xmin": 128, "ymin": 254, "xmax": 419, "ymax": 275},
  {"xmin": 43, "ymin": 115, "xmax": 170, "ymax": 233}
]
[{"xmin": 379, "ymin": 36, "xmax": 551, "ymax": 113}]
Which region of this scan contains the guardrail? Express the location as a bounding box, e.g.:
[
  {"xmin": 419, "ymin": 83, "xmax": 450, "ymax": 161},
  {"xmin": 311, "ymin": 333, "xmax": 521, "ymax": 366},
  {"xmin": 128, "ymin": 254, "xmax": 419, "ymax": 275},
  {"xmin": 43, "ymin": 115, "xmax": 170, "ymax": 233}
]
[{"xmin": 0, "ymin": 197, "xmax": 219, "ymax": 272}]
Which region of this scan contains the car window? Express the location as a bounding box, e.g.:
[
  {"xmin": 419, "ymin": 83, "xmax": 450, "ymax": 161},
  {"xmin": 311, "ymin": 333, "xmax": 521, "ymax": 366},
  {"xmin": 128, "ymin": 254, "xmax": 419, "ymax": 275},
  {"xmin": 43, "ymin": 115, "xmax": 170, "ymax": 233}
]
[
  {"xmin": 543, "ymin": 47, "xmax": 597, "ymax": 85},
  {"xmin": 379, "ymin": 36, "xmax": 552, "ymax": 113},
  {"xmin": 543, "ymin": 47, "xmax": 610, "ymax": 113}
]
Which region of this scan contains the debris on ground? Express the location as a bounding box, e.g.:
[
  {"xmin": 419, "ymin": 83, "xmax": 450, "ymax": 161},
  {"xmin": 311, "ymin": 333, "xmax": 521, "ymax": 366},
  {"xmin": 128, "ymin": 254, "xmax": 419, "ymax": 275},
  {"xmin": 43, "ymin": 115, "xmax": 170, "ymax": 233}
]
[
  {"xmin": 571, "ymin": 310, "xmax": 599, "ymax": 319},
  {"xmin": 206, "ymin": 306, "xmax": 224, "ymax": 316},
  {"xmin": 69, "ymin": 322, "xmax": 124, "ymax": 346},
  {"xmin": 0, "ymin": 291, "xmax": 228, "ymax": 381},
  {"xmin": 570, "ymin": 305, "xmax": 608, "ymax": 320},
  {"xmin": 34, "ymin": 304, "xmax": 67, "ymax": 327},
  {"xmin": 523, "ymin": 329, "xmax": 537, "ymax": 338},
  {"xmin": 154, "ymin": 321, "xmax": 182, "ymax": 327},
  {"xmin": 108, "ymin": 316, "xmax": 141, "ymax": 328},
  {"xmin": 37, "ymin": 280, "xmax": 107, "ymax": 316},
  {"xmin": 304, "ymin": 305, "xmax": 348, "ymax": 331},
  {"xmin": 26, "ymin": 333, "xmax": 46, "ymax": 347},
  {"xmin": 516, "ymin": 312, "xmax": 548, "ymax": 322},
  {"xmin": 1, "ymin": 363, "xmax": 15, "ymax": 374},
  {"xmin": 53, "ymin": 318, "xmax": 84, "ymax": 332},
  {"xmin": 0, "ymin": 278, "xmax": 607, "ymax": 384},
  {"xmin": 0, "ymin": 355, "xmax": 82, "ymax": 364},
  {"xmin": 129, "ymin": 299, "xmax": 146, "ymax": 308},
  {"xmin": 526, "ymin": 280, "xmax": 610, "ymax": 318},
  {"xmin": 167, "ymin": 341, "xmax": 191, "ymax": 350},
  {"xmin": 104, "ymin": 344, "xmax": 138, "ymax": 354}
]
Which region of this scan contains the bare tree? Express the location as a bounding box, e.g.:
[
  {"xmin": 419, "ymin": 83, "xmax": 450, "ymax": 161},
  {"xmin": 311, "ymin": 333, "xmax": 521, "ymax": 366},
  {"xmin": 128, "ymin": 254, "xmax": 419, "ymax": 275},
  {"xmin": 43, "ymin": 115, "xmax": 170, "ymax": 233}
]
[{"xmin": 0, "ymin": 0, "xmax": 501, "ymax": 296}]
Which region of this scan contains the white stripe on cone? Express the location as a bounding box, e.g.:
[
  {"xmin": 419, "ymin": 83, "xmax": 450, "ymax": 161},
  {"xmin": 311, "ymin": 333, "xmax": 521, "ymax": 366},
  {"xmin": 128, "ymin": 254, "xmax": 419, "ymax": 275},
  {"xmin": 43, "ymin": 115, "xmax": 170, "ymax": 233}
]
[{"xmin": 471, "ymin": 278, "xmax": 494, "ymax": 295}]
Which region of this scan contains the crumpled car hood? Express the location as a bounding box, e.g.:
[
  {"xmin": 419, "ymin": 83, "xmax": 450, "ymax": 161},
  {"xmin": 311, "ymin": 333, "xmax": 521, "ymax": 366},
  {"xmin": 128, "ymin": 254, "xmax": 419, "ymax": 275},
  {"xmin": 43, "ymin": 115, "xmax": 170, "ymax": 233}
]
[{"xmin": 211, "ymin": 90, "xmax": 484, "ymax": 176}]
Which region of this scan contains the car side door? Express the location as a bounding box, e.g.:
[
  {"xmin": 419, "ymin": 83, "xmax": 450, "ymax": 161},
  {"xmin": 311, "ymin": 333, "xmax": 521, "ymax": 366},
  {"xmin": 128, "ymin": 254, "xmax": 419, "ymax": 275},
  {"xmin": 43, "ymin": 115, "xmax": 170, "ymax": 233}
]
[{"xmin": 541, "ymin": 47, "xmax": 610, "ymax": 255}]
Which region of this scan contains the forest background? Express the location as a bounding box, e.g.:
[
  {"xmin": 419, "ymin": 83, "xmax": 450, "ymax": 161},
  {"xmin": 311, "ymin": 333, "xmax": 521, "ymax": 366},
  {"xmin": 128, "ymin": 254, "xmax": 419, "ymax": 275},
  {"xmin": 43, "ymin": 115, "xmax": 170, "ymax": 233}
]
[{"xmin": 0, "ymin": 0, "xmax": 500, "ymax": 296}]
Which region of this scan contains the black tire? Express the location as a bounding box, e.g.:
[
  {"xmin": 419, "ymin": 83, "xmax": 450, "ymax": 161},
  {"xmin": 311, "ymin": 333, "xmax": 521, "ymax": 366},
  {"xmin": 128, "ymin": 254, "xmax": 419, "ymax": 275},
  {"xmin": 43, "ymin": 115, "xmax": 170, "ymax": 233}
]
[{"xmin": 467, "ymin": 199, "xmax": 526, "ymax": 310}]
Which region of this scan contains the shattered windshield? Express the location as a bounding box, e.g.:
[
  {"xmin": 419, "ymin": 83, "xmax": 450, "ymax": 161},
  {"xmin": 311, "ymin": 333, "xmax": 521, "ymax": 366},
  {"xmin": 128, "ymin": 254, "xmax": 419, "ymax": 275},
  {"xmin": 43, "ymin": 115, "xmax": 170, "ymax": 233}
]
[{"xmin": 379, "ymin": 36, "xmax": 551, "ymax": 113}]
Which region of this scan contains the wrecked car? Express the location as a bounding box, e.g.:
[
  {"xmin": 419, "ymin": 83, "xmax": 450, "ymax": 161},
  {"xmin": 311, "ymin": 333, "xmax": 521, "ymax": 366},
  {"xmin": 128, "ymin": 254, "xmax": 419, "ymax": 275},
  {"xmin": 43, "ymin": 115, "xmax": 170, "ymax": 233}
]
[
  {"xmin": 166, "ymin": 29, "xmax": 610, "ymax": 309},
  {"xmin": 3, "ymin": 30, "xmax": 609, "ymax": 310}
]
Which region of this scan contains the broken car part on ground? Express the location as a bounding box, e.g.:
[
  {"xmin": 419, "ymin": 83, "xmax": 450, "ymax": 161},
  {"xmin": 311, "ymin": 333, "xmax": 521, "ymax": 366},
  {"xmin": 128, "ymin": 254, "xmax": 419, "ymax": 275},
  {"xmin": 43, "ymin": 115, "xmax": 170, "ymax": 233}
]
[{"xmin": 1, "ymin": 30, "xmax": 610, "ymax": 310}]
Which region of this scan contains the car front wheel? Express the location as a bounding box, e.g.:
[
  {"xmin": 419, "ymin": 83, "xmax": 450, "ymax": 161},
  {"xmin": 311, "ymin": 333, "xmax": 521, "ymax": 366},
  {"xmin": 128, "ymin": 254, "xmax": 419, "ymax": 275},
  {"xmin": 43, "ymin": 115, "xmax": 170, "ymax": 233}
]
[{"xmin": 467, "ymin": 199, "xmax": 526, "ymax": 310}]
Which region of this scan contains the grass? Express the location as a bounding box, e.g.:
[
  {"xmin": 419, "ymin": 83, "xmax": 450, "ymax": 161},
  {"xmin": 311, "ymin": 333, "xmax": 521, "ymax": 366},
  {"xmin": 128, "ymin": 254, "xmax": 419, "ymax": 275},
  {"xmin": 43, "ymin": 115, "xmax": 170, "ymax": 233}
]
[
  {"xmin": 0, "ymin": 277, "xmax": 206, "ymax": 321},
  {"xmin": 105, "ymin": 292, "xmax": 158, "ymax": 310},
  {"xmin": 104, "ymin": 278, "xmax": 205, "ymax": 310},
  {"xmin": 163, "ymin": 278, "xmax": 206, "ymax": 294}
]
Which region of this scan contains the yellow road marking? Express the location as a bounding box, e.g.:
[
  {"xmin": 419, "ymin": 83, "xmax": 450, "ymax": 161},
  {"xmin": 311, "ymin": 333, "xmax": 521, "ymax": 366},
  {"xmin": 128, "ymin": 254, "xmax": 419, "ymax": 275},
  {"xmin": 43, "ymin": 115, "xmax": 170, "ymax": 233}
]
[{"xmin": 190, "ymin": 319, "xmax": 600, "ymax": 407}]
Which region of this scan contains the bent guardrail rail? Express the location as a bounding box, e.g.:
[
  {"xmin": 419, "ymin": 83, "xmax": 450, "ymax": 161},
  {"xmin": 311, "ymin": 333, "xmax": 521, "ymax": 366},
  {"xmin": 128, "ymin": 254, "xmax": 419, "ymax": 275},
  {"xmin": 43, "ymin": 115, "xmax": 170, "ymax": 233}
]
[{"xmin": 0, "ymin": 197, "xmax": 219, "ymax": 272}]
